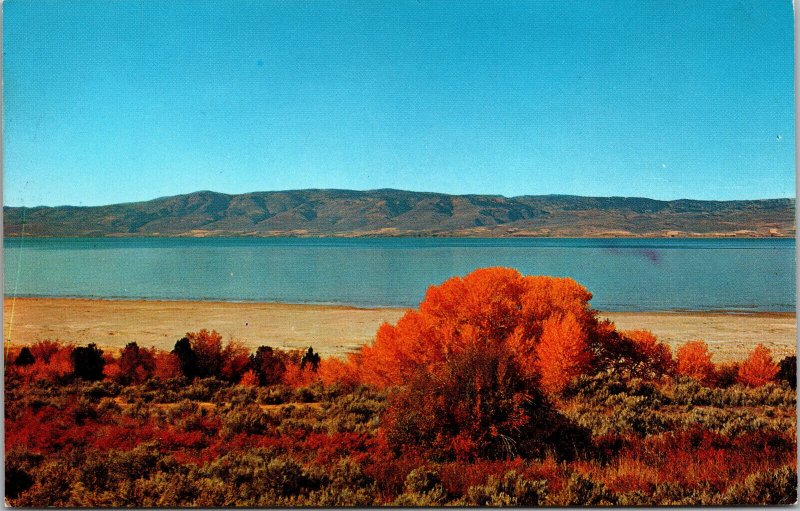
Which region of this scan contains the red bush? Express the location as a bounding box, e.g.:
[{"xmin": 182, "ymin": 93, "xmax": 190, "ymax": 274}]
[
  {"xmin": 318, "ymin": 356, "xmax": 361, "ymax": 387},
  {"xmin": 238, "ymin": 369, "xmax": 259, "ymax": 387},
  {"xmin": 185, "ymin": 329, "xmax": 223, "ymax": 378},
  {"xmin": 26, "ymin": 343, "xmax": 74, "ymax": 383},
  {"xmin": 738, "ymin": 344, "xmax": 779, "ymax": 387},
  {"xmin": 115, "ymin": 342, "xmax": 157, "ymax": 384},
  {"xmin": 220, "ymin": 340, "xmax": 251, "ymax": 382},
  {"xmin": 355, "ymin": 267, "xmax": 603, "ymax": 389},
  {"xmin": 381, "ymin": 341, "xmax": 590, "ymax": 462},
  {"xmin": 676, "ymin": 340, "xmax": 715, "ymax": 385},
  {"xmin": 153, "ymin": 351, "xmax": 182, "ymax": 380},
  {"xmin": 282, "ymin": 361, "xmax": 319, "ymax": 388},
  {"xmin": 535, "ymin": 312, "xmax": 592, "ymax": 393}
]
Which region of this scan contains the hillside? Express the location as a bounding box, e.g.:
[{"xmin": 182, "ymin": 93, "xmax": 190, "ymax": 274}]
[{"xmin": 3, "ymin": 189, "xmax": 795, "ymax": 238}]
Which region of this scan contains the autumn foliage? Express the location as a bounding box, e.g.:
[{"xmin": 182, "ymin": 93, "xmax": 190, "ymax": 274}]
[
  {"xmin": 535, "ymin": 312, "xmax": 593, "ymax": 393},
  {"xmin": 738, "ymin": 344, "xmax": 779, "ymax": 387},
  {"xmin": 3, "ymin": 268, "xmax": 797, "ymax": 507},
  {"xmin": 352, "ymin": 267, "xmax": 603, "ymax": 392},
  {"xmin": 4, "ymin": 332, "xmax": 795, "ymax": 507},
  {"xmin": 113, "ymin": 342, "xmax": 157, "ymax": 384},
  {"xmin": 676, "ymin": 340, "xmax": 716, "ymax": 385},
  {"xmin": 10, "ymin": 340, "xmax": 74, "ymax": 383},
  {"xmin": 620, "ymin": 329, "xmax": 675, "ymax": 379}
]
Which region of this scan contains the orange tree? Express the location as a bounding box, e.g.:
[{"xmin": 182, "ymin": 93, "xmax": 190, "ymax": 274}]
[
  {"xmin": 331, "ymin": 267, "xmax": 680, "ymax": 461},
  {"xmin": 347, "ymin": 267, "xmax": 608, "ymax": 462},
  {"xmin": 381, "ymin": 342, "xmax": 591, "ymax": 462},
  {"xmin": 738, "ymin": 344, "xmax": 779, "ymax": 387},
  {"xmin": 353, "ymin": 267, "xmax": 607, "ymax": 391},
  {"xmin": 676, "ymin": 340, "xmax": 715, "ymax": 385}
]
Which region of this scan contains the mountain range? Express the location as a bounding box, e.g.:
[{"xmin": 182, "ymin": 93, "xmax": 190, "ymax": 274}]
[{"xmin": 3, "ymin": 189, "xmax": 795, "ymax": 238}]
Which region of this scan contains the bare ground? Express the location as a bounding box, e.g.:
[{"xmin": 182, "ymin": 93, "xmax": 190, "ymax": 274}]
[{"xmin": 3, "ymin": 298, "xmax": 796, "ymax": 361}]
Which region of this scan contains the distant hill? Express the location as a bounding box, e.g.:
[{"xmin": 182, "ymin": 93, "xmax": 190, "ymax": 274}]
[{"xmin": 3, "ymin": 189, "xmax": 795, "ymax": 238}]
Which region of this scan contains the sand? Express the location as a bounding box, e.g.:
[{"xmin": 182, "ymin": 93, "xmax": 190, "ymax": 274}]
[{"xmin": 3, "ymin": 297, "xmax": 796, "ymax": 361}]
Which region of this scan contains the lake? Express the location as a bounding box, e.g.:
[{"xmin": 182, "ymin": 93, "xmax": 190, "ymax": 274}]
[{"xmin": 3, "ymin": 237, "xmax": 795, "ymax": 312}]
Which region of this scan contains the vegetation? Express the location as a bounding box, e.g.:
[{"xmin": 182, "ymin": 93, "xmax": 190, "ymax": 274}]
[
  {"xmin": 4, "ymin": 268, "xmax": 796, "ymax": 506},
  {"xmin": 4, "ymin": 189, "xmax": 795, "ymax": 238}
]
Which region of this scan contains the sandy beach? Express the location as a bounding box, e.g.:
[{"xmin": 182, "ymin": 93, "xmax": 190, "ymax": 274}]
[{"xmin": 3, "ymin": 297, "xmax": 796, "ymax": 361}]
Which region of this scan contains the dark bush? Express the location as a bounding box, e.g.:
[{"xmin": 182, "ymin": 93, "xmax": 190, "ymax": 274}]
[
  {"xmin": 301, "ymin": 347, "xmax": 321, "ymax": 371},
  {"xmin": 382, "ymin": 342, "xmax": 591, "ymax": 461},
  {"xmin": 172, "ymin": 337, "xmax": 198, "ymax": 380},
  {"xmin": 71, "ymin": 344, "xmax": 105, "ymax": 381},
  {"xmin": 251, "ymin": 346, "xmax": 287, "ymax": 386},
  {"xmin": 777, "ymin": 356, "xmax": 796, "ymax": 390},
  {"xmin": 714, "ymin": 362, "xmax": 740, "ymax": 388},
  {"xmin": 5, "ymin": 447, "xmax": 40, "ymax": 500},
  {"xmin": 14, "ymin": 347, "xmax": 35, "ymax": 366}
]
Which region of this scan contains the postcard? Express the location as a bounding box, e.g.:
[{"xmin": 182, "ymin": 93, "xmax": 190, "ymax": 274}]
[{"xmin": 3, "ymin": 0, "xmax": 796, "ymax": 506}]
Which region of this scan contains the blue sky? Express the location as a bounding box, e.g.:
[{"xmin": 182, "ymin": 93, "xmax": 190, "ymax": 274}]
[{"xmin": 3, "ymin": 0, "xmax": 795, "ymax": 206}]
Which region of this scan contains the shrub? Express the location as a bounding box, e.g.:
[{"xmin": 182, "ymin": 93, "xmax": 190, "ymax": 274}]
[
  {"xmin": 71, "ymin": 344, "xmax": 106, "ymax": 381},
  {"xmin": 186, "ymin": 329, "xmax": 223, "ymax": 378},
  {"xmin": 153, "ymin": 351, "xmax": 182, "ymax": 380},
  {"xmin": 556, "ymin": 472, "xmax": 615, "ymax": 506},
  {"xmin": 239, "ymin": 369, "xmax": 259, "ymax": 387},
  {"xmin": 25, "ymin": 341, "xmax": 74, "ymax": 383},
  {"xmin": 181, "ymin": 377, "xmax": 225, "ymax": 402},
  {"xmin": 318, "ymin": 356, "xmax": 361, "ymax": 387},
  {"xmin": 393, "ymin": 487, "xmax": 449, "ymax": 506},
  {"xmin": 620, "ymin": 329, "xmax": 675, "ymax": 379},
  {"xmin": 738, "ymin": 344, "xmax": 779, "ymax": 387},
  {"xmin": 301, "ymin": 347, "xmax": 321, "ymax": 371},
  {"xmin": 283, "ymin": 362, "xmax": 320, "ymax": 388},
  {"xmin": 306, "ymin": 458, "xmax": 377, "ymax": 506},
  {"xmin": 403, "ymin": 467, "xmax": 442, "ymax": 494},
  {"xmin": 5, "ymin": 447, "xmax": 39, "ymax": 501},
  {"xmin": 714, "ymin": 362, "xmax": 740, "ymax": 388},
  {"xmin": 355, "ymin": 268, "xmax": 603, "ymax": 387},
  {"xmin": 220, "ymin": 340, "xmax": 251, "ymax": 383},
  {"xmin": 29, "ymin": 340, "xmax": 62, "ymax": 363},
  {"xmin": 463, "ymin": 471, "xmax": 548, "ymax": 506},
  {"xmin": 115, "ymin": 342, "xmax": 157, "ymax": 385},
  {"xmin": 15, "ymin": 347, "xmax": 36, "ymax": 367},
  {"xmin": 172, "ymin": 338, "xmax": 199, "ymax": 379},
  {"xmin": 777, "ymin": 356, "xmax": 796, "ymax": 389},
  {"xmin": 220, "ymin": 404, "xmax": 270, "ymax": 437},
  {"xmin": 720, "ymin": 465, "xmax": 797, "ymax": 505},
  {"xmin": 535, "ymin": 312, "xmax": 593, "ymax": 393},
  {"xmin": 251, "ymin": 346, "xmax": 287, "ymax": 386},
  {"xmin": 676, "ymin": 340, "xmax": 715, "ymax": 386},
  {"xmin": 382, "ymin": 342, "xmax": 590, "ymax": 461},
  {"xmin": 394, "ymin": 466, "xmax": 450, "ymax": 505}
]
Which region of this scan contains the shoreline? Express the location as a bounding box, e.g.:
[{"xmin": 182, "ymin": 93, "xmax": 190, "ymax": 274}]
[
  {"xmin": 3, "ymin": 294, "xmax": 795, "ymax": 315},
  {"xmin": 4, "ymin": 297, "xmax": 796, "ymax": 361},
  {"xmin": 4, "ymin": 233, "xmax": 796, "ymax": 238}
]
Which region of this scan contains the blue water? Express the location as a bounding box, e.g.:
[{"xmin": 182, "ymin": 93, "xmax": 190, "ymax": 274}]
[{"xmin": 3, "ymin": 237, "xmax": 795, "ymax": 312}]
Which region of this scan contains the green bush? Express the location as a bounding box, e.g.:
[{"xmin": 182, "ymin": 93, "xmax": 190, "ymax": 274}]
[
  {"xmin": 303, "ymin": 459, "xmax": 377, "ymax": 507},
  {"xmin": 650, "ymin": 481, "xmax": 718, "ymax": 506},
  {"xmin": 719, "ymin": 465, "xmax": 797, "ymax": 505},
  {"xmin": 220, "ymin": 404, "xmax": 271, "ymax": 437},
  {"xmin": 180, "ymin": 377, "xmax": 226, "ymax": 402},
  {"xmin": 463, "ymin": 471, "xmax": 548, "ymax": 506},
  {"xmin": 556, "ymin": 472, "xmax": 615, "ymax": 506}
]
